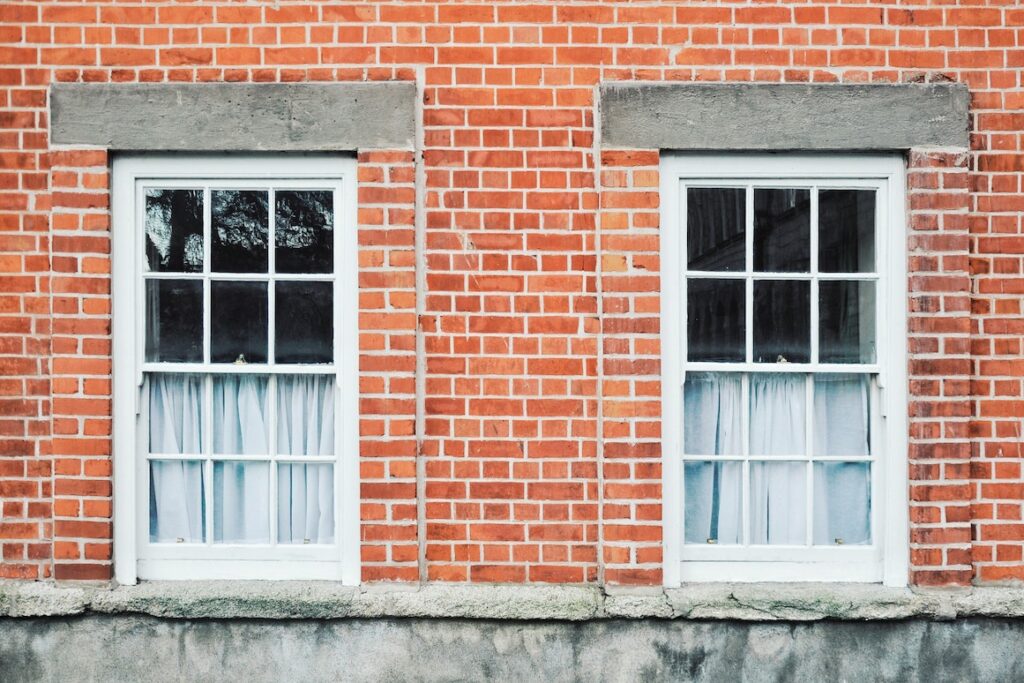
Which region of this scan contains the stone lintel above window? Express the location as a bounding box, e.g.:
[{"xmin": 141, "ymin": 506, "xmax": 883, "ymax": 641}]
[
  {"xmin": 599, "ymin": 82, "xmax": 970, "ymax": 151},
  {"xmin": 49, "ymin": 82, "xmax": 417, "ymax": 151}
]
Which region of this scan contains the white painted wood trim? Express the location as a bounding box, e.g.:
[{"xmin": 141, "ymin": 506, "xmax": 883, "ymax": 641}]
[
  {"xmin": 660, "ymin": 153, "xmax": 909, "ymax": 587},
  {"xmin": 112, "ymin": 154, "xmax": 359, "ymax": 583}
]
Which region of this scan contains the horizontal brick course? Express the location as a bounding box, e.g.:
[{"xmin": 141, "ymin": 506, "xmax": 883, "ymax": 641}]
[{"xmin": 0, "ymin": 0, "xmax": 1020, "ymax": 587}]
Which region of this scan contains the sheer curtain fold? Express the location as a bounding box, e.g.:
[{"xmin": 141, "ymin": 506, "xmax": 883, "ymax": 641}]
[
  {"xmin": 813, "ymin": 375, "xmax": 872, "ymax": 544},
  {"xmin": 277, "ymin": 376, "xmax": 335, "ymax": 544},
  {"xmin": 149, "ymin": 374, "xmax": 336, "ymax": 546},
  {"xmin": 683, "ymin": 373, "xmax": 742, "ymax": 543},
  {"xmin": 684, "ymin": 373, "xmax": 871, "ymax": 547},
  {"xmin": 147, "ymin": 374, "xmax": 204, "ymax": 542},
  {"xmin": 748, "ymin": 375, "xmax": 806, "ymax": 545}
]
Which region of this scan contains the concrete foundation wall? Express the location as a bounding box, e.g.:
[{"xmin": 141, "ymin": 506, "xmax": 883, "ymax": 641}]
[{"xmin": 3, "ymin": 616, "xmax": 1023, "ymax": 682}]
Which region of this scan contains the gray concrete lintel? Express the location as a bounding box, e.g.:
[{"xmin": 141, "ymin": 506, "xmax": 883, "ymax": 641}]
[
  {"xmin": 49, "ymin": 82, "xmax": 417, "ymax": 151},
  {"xmin": 2, "ymin": 580, "xmax": 1024, "ymax": 622},
  {"xmin": 599, "ymin": 82, "xmax": 970, "ymax": 151}
]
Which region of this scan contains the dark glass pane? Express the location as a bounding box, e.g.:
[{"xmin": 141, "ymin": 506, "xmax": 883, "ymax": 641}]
[
  {"xmin": 684, "ymin": 461, "xmax": 741, "ymax": 545},
  {"xmin": 813, "ymin": 462, "xmax": 871, "ymax": 545},
  {"xmin": 145, "ymin": 189, "xmax": 203, "ymax": 272},
  {"xmin": 819, "ymin": 190, "xmax": 875, "ymax": 273},
  {"xmin": 754, "ymin": 188, "xmax": 810, "ymax": 272},
  {"xmin": 819, "ymin": 281, "xmax": 876, "ymax": 363},
  {"xmin": 276, "ymin": 190, "xmax": 333, "ymax": 274},
  {"xmin": 686, "ymin": 187, "xmax": 745, "ymax": 272},
  {"xmin": 276, "ymin": 281, "xmax": 333, "ymax": 364},
  {"xmin": 211, "ymin": 281, "xmax": 268, "ymax": 363},
  {"xmin": 687, "ymin": 278, "xmax": 744, "ymax": 362},
  {"xmin": 212, "ymin": 190, "xmax": 268, "ymax": 273},
  {"xmin": 753, "ymin": 280, "xmax": 809, "ymax": 363},
  {"xmin": 145, "ymin": 279, "xmax": 203, "ymax": 362}
]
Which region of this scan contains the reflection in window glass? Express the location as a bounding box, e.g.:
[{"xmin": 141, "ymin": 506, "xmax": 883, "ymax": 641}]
[
  {"xmin": 145, "ymin": 189, "xmax": 203, "ymax": 272},
  {"xmin": 276, "ymin": 190, "xmax": 333, "ymax": 274},
  {"xmin": 687, "ymin": 278, "xmax": 745, "ymax": 362},
  {"xmin": 754, "ymin": 188, "xmax": 810, "ymax": 272},
  {"xmin": 276, "ymin": 281, "xmax": 333, "ymax": 364},
  {"xmin": 211, "ymin": 281, "xmax": 268, "ymax": 364},
  {"xmin": 819, "ymin": 190, "xmax": 875, "ymax": 273},
  {"xmin": 145, "ymin": 279, "xmax": 203, "ymax": 362},
  {"xmin": 212, "ymin": 190, "xmax": 269, "ymax": 273},
  {"xmin": 687, "ymin": 187, "xmax": 745, "ymax": 272},
  {"xmin": 819, "ymin": 281, "xmax": 876, "ymax": 364},
  {"xmin": 753, "ymin": 280, "xmax": 810, "ymax": 363}
]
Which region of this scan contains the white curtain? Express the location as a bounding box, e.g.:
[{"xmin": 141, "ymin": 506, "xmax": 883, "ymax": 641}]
[
  {"xmin": 749, "ymin": 374, "xmax": 806, "ymax": 544},
  {"xmin": 813, "ymin": 375, "xmax": 871, "ymax": 544},
  {"xmin": 277, "ymin": 375, "xmax": 335, "ymax": 544},
  {"xmin": 684, "ymin": 373, "xmax": 871, "ymax": 546},
  {"xmin": 148, "ymin": 374, "xmax": 204, "ymax": 543},
  {"xmin": 213, "ymin": 375, "xmax": 270, "ymax": 543},
  {"xmin": 683, "ymin": 373, "xmax": 742, "ymax": 543},
  {"xmin": 148, "ymin": 373, "xmax": 335, "ymax": 545}
]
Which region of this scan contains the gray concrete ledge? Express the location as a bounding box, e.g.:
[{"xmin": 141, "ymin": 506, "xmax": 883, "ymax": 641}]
[
  {"xmin": 2, "ymin": 580, "xmax": 1023, "ymax": 622},
  {"xmin": 50, "ymin": 82, "xmax": 417, "ymax": 151},
  {"xmin": 599, "ymin": 82, "xmax": 970, "ymax": 150}
]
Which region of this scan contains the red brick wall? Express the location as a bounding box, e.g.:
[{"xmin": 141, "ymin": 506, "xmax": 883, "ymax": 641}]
[{"xmin": 1, "ymin": 1, "xmax": 1022, "ymax": 586}]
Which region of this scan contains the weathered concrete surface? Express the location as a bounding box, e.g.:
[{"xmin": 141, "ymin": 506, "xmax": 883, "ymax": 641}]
[
  {"xmin": 599, "ymin": 82, "xmax": 970, "ymax": 150},
  {"xmin": 3, "ymin": 580, "xmax": 1024, "ymax": 622},
  {"xmin": 2, "ymin": 615, "xmax": 1024, "ymax": 682},
  {"xmin": 50, "ymin": 82, "xmax": 417, "ymax": 150}
]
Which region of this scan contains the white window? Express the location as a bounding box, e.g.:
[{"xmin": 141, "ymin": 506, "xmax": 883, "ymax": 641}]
[
  {"xmin": 112, "ymin": 156, "xmax": 358, "ymax": 583},
  {"xmin": 660, "ymin": 154, "xmax": 908, "ymax": 585}
]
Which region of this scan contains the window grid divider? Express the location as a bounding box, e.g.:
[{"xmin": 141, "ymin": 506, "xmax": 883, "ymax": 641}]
[
  {"xmin": 139, "ymin": 178, "xmax": 343, "ymax": 551},
  {"xmin": 681, "ymin": 179, "xmax": 882, "ymax": 550}
]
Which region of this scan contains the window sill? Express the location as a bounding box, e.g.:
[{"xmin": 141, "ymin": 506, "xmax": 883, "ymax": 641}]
[{"xmin": 2, "ymin": 580, "xmax": 1023, "ymax": 622}]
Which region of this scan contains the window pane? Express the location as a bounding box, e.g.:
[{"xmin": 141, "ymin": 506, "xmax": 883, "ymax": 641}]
[
  {"xmin": 276, "ymin": 190, "xmax": 333, "ymax": 274},
  {"xmin": 819, "ymin": 190, "xmax": 875, "ymax": 273},
  {"xmin": 686, "ymin": 187, "xmax": 745, "ymax": 272},
  {"xmin": 150, "ymin": 460, "xmax": 205, "ymax": 543},
  {"xmin": 213, "ymin": 461, "xmax": 270, "ymax": 543},
  {"xmin": 278, "ymin": 463, "xmax": 334, "ymax": 544},
  {"xmin": 212, "ymin": 190, "xmax": 269, "ymax": 273},
  {"xmin": 275, "ymin": 281, "xmax": 333, "ymax": 364},
  {"xmin": 813, "ymin": 462, "xmax": 871, "ymax": 545},
  {"xmin": 814, "ymin": 374, "xmax": 871, "ymax": 456},
  {"xmin": 145, "ymin": 279, "xmax": 203, "ymax": 362},
  {"xmin": 147, "ymin": 373, "xmax": 204, "ymax": 454},
  {"xmin": 687, "ymin": 278, "xmax": 744, "ymax": 362},
  {"xmin": 277, "ymin": 375, "xmax": 335, "ymax": 455},
  {"xmin": 211, "ymin": 281, "xmax": 268, "ymax": 364},
  {"xmin": 213, "ymin": 375, "xmax": 269, "ymax": 455},
  {"xmin": 754, "ymin": 188, "xmax": 810, "ymax": 272},
  {"xmin": 684, "ymin": 372, "xmax": 742, "ymax": 455},
  {"xmin": 819, "ymin": 281, "xmax": 876, "ymax": 364},
  {"xmin": 753, "ymin": 280, "xmax": 809, "ymax": 363},
  {"xmin": 684, "ymin": 461, "xmax": 741, "ymax": 545},
  {"xmin": 750, "ymin": 461, "xmax": 806, "ymax": 545},
  {"xmin": 749, "ymin": 374, "xmax": 806, "ymax": 456},
  {"xmin": 145, "ymin": 189, "xmax": 203, "ymax": 273}
]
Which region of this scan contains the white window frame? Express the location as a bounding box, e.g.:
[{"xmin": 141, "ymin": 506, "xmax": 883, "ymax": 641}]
[
  {"xmin": 112, "ymin": 154, "xmax": 359, "ymax": 584},
  {"xmin": 660, "ymin": 153, "xmax": 908, "ymax": 586}
]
